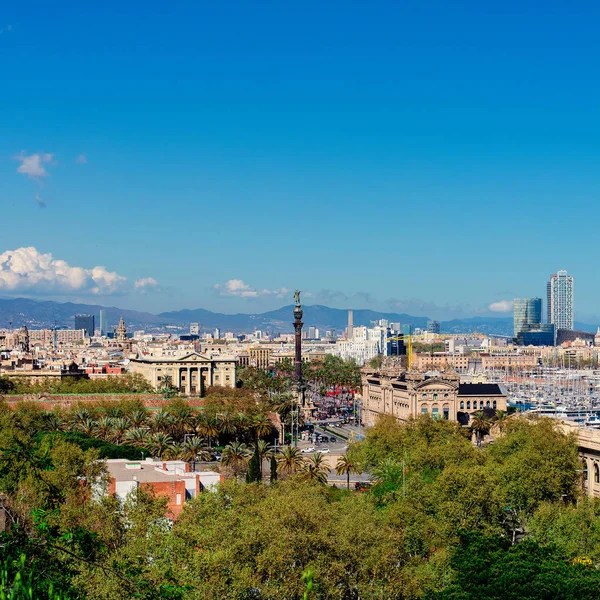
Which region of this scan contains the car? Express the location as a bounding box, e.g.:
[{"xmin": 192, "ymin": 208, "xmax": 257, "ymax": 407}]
[
  {"xmin": 329, "ymin": 436, "xmax": 337, "ymax": 443},
  {"xmin": 301, "ymin": 447, "xmax": 315, "ymax": 453},
  {"xmin": 211, "ymin": 453, "xmax": 222, "ymax": 461},
  {"xmin": 321, "ymin": 436, "xmax": 329, "ymax": 443},
  {"xmin": 318, "ymin": 448, "xmax": 331, "ymax": 453}
]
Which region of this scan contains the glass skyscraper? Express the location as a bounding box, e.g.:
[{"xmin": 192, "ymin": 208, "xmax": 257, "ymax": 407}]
[
  {"xmin": 547, "ymin": 270, "xmax": 574, "ymax": 330},
  {"xmin": 513, "ymin": 298, "xmax": 542, "ymax": 337}
]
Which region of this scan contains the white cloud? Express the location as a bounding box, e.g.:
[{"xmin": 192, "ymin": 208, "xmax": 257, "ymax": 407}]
[
  {"xmin": 135, "ymin": 277, "xmax": 158, "ymax": 290},
  {"xmin": 34, "ymin": 193, "xmax": 46, "ymax": 208},
  {"xmin": 213, "ymin": 279, "xmax": 289, "ymax": 298},
  {"xmin": 488, "ymin": 300, "xmax": 514, "ymax": 313},
  {"xmin": 0, "ymin": 247, "xmax": 127, "ymax": 296},
  {"xmin": 14, "ymin": 152, "xmax": 54, "ymax": 180},
  {"xmin": 75, "ymin": 154, "xmax": 87, "ymax": 164}
]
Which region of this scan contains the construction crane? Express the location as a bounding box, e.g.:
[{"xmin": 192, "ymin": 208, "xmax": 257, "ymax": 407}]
[{"xmin": 387, "ymin": 334, "xmax": 413, "ymax": 369}]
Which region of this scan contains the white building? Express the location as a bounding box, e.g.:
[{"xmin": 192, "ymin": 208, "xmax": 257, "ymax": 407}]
[{"xmin": 547, "ymin": 270, "xmax": 574, "ymax": 330}]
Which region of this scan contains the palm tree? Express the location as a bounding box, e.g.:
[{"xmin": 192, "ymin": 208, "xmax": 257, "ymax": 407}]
[
  {"xmin": 194, "ymin": 413, "xmax": 220, "ymax": 448},
  {"xmin": 276, "ymin": 446, "xmax": 304, "ymax": 477},
  {"xmin": 110, "ymin": 417, "xmax": 130, "ymax": 444},
  {"xmin": 221, "ymin": 441, "xmax": 251, "ymax": 479},
  {"xmin": 76, "ymin": 418, "xmax": 97, "ymax": 436},
  {"xmin": 235, "ymin": 412, "xmax": 251, "ymax": 440},
  {"xmin": 218, "ymin": 412, "xmax": 237, "ymax": 437},
  {"xmin": 129, "ymin": 409, "xmax": 149, "ymax": 428},
  {"xmin": 182, "ymin": 436, "xmax": 211, "ymax": 470},
  {"xmin": 470, "ymin": 411, "xmax": 490, "ymax": 446},
  {"xmin": 124, "ymin": 427, "xmax": 151, "ymax": 447},
  {"xmin": 145, "ymin": 432, "xmax": 175, "ymax": 459},
  {"xmin": 253, "ymin": 414, "xmax": 274, "ymax": 440},
  {"xmin": 255, "ymin": 440, "xmax": 274, "ymax": 478},
  {"xmin": 335, "ymin": 452, "xmax": 359, "ymax": 490},
  {"xmin": 40, "ymin": 411, "xmax": 63, "ymax": 432},
  {"xmin": 302, "ymin": 452, "xmax": 329, "ymax": 485},
  {"xmin": 95, "ymin": 416, "xmax": 114, "ymax": 441},
  {"xmin": 152, "ymin": 409, "xmax": 175, "ymax": 434}
]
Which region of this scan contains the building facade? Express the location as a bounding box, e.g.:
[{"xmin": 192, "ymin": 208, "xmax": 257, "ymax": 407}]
[
  {"xmin": 75, "ymin": 314, "xmax": 95, "ymax": 338},
  {"xmin": 547, "ymin": 270, "xmax": 574, "ymax": 330},
  {"xmin": 361, "ymin": 365, "xmax": 507, "ymax": 426},
  {"xmin": 513, "ymin": 298, "xmax": 542, "ymax": 337},
  {"xmin": 129, "ymin": 351, "xmax": 237, "ymax": 395}
]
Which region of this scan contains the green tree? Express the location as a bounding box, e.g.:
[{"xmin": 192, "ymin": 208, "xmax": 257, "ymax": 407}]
[
  {"xmin": 221, "ymin": 441, "xmax": 251, "ymax": 479},
  {"xmin": 302, "ymin": 453, "xmax": 329, "ymax": 485},
  {"xmin": 335, "ymin": 452, "xmax": 359, "ymax": 490},
  {"xmin": 246, "ymin": 447, "xmax": 261, "ymax": 483}
]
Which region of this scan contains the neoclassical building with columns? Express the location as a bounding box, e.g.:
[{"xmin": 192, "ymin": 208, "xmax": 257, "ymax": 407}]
[
  {"xmin": 129, "ymin": 352, "xmax": 237, "ymax": 395},
  {"xmin": 361, "ymin": 365, "xmax": 507, "ymax": 426}
]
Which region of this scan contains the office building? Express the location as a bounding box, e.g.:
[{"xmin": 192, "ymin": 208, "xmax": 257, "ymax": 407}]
[
  {"xmin": 547, "ymin": 270, "xmax": 574, "ymax": 330},
  {"xmin": 190, "ymin": 323, "xmax": 200, "ymax": 335},
  {"xmin": 427, "ymin": 320, "xmax": 441, "ymax": 334},
  {"xmin": 308, "ymin": 326, "xmax": 317, "ymax": 339},
  {"xmin": 516, "ymin": 324, "xmax": 555, "ymax": 347},
  {"xmin": 75, "ymin": 314, "xmax": 95, "ymax": 338},
  {"xmin": 347, "ymin": 309, "xmax": 353, "ymax": 340},
  {"xmin": 214, "ymin": 328, "xmax": 221, "ymax": 339},
  {"xmin": 513, "ymin": 298, "xmax": 542, "ymax": 337},
  {"xmin": 99, "ymin": 310, "xmax": 107, "ymax": 336},
  {"xmin": 513, "ymin": 297, "xmax": 555, "ymax": 346}
]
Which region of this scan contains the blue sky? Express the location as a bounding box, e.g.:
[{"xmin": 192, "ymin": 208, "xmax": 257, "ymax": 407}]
[{"xmin": 1, "ymin": 1, "xmax": 599, "ymax": 321}]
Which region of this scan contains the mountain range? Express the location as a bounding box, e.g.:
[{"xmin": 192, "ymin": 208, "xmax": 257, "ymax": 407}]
[{"xmin": 0, "ymin": 297, "xmax": 597, "ymax": 337}]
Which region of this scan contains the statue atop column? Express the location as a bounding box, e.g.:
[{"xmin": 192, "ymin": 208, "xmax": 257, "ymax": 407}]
[{"xmin": 294, "ymin": 289, "xmax": 301, "ymax": 306}]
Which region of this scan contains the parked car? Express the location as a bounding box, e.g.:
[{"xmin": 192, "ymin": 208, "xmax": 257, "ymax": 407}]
[
  {"xmin": 329, "ymin": 436, "xmax": 337, "ymax": 443},
  {"xmin": 321, "ymin": 436, "xmax": 329, "ymax": 443},
  {"xmin": 301, "ymin": 447, "xmax": 315, "ymax": 453},
  {"xmin": 319, "ymin": 448, "xmax": 331, "ymax": 453}
]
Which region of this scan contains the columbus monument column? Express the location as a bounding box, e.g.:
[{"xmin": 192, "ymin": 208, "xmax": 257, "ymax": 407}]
[{"xmin": 293, "ymin": 289, "xmax": 304, "ymax": 392}]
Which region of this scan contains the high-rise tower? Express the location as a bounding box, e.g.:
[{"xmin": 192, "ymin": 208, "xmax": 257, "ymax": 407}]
[
  {"xmin": 347, "ymin": 309, "xmax": 354, "ymax": 340},
  {"xmin": 513, "ymin": 298, "xmax": 542, "ymax": 337},
  {"xmin": 99, "ymin": 310, "xmax": 107, "ymax": 336},
  {"xmin": 547, "ymin": 270, "xmax": 574, "ymax": 330}
]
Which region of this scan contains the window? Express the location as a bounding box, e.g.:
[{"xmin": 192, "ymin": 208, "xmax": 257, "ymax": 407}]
[
  {"xmin": 493, "ymin": 400, "xmax": 497, "ymax": 409},
  {"xmin": 226, "ymin": 376, "xmax": 230, "ymax": 381},
  {"xmin": 176, "ymin": 494, "xmax": 182, "ymax": 505},
  {"xmin": 486, "ymin": 401, "xmax": 490, "ymax": 407},
  {"xmin": 422, "ymin": 394, "xmax": 427, "ymax": 398},
  {"xmin": 433, "ymin": 393, "xmax": 438, "ymax": 401},
  {"xmin": 421, "ymin": 407, "xmax": 428, "ymax": 414},
  {"xmin": 467, "ymin": 401, "xmax": 471, "ymax": 409},
  {"xmin": 443, "ymin": 408, "xmax": 449, "ymax": 420},
  {"xmin": 480, "ymin": 401, "xmax": 484, "ymax": 409},
  {"xmin": 444, "ymin": 393, "xmax": 449, "ymax": 398},
  {"xmin": 460, "ymin": 401, "xmax": 464, "ymax": 409},
  {"xmin": 595, "ymin": 464, "xmax": 599, "ymax": 484}
]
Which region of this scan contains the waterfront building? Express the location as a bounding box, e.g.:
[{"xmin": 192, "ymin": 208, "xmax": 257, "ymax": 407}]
[
  {"xmin": 513, "ymin": 298, "xmax": 542, "ymax": 337},
  {"xmin": 361, "ymin": 365, "xmax": 507, "ymax": 426},
  {"xmin": 547, "ymin": 270, "xmax": 574, "ymax": 330}
]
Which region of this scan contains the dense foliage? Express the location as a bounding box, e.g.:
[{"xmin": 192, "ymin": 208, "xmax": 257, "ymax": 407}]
[
  {"xmin": 0, "ymin": 373, "xmax": 154, "ymax": 396},
  {"xmin": 1, "ymin": 398, "xmax": 598, "ymax": 599}
]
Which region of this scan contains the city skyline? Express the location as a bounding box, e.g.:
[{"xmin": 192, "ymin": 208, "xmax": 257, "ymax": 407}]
[{"xmin": 3, "ymin": 2, "xmax": 600, "ymax": 320}]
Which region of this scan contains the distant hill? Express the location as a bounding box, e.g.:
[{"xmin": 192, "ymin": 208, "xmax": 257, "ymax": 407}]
[
  {"xmin": 158, "ymin": 305, "xmax": 429, "ymax": 333},
  {"xmin": 1, "ymin": 297, "xmax": 597, "ymax": 336},
  {"xmin": 0, "ymin": 297, "xmax": 160, "ymax": 331}
]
